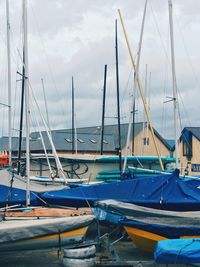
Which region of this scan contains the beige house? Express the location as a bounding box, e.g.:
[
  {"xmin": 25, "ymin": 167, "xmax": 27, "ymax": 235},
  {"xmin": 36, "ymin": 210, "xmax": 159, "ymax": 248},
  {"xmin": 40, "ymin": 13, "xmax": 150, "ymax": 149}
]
[
  {"xmin": 126, "ymin": 123, "xmax": 171, "ymax": 158},
  {"xmin": 179, "ymin": 127, "xmax": 200, "ymax": 176}
]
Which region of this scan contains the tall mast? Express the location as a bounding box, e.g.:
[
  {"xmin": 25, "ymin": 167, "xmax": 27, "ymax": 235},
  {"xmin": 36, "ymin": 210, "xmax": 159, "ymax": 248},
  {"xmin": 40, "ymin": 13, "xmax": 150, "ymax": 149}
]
[
  {"xmin": 115, "ymin": 20, "xmax": 122, "ymax": 174},
  {"xmin": 118, "ymin": 8, "xmax": 164, "ymax": 171},
  {"xmin": 123, "ymin": 0, "xmax": 147, "ymax": 172},
  {"xmin": 100, "ymin": 64, "xmax": 107, "ymax": 155},
  {"xmin": 23, "ymin": 0, "xmax": 30, "ymax": 206},
  {"xmin": 142, "ymin": 64, "xmax": 148, "ymax": 155},
  {"xmin": 131, "ymin": 77, "xmax": 136, "ymax": 156},
  {"xmin": 71, "ymin": 76, "xmax": 75, "ymax": 154},
  {"xmin": 168, "ymin": 0, "xmax": 179, "ymax": 168},
  {"xmin": 17, "ymin": 52, "xmax": 25, "ymax": 174},
  {"xmin": 6, "ymin": 0, "xmax": 12, "ymax": 167}
]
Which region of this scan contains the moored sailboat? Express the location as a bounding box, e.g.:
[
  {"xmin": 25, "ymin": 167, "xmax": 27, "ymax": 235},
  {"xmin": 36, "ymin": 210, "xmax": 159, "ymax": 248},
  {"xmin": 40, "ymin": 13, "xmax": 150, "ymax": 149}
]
[{"xmin": 120, "ymin": 215, "xmax": 200, "ymax": 253}]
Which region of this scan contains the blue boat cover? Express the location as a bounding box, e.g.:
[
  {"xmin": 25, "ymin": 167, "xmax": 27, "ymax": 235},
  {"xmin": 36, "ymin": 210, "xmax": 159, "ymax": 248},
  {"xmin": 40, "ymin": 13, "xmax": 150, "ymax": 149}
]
[
  {"xmin": 154, "ymin": 238, "xmax": 200, "ymax": 264},
  {"xmin": 0, "ymin": 185, "xmax": 41, "ymax": 208},
  {"xmin": 41, "ymin": 169, "xmax": 200, "ymax": 210}
]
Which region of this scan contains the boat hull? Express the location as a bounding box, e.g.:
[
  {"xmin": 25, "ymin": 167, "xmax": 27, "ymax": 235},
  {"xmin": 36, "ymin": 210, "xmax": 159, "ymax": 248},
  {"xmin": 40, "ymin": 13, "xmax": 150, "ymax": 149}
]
[
  {"xmin": 0, "ymin": 215, "xmax": 95, "ymax": 252},
  {"xmin": 121, "ymin": 217, "xmax": 200, "ymax": 253},
  {"xmin": 0, "ymin": 226, "xmax": 88, "ymax": 252}
]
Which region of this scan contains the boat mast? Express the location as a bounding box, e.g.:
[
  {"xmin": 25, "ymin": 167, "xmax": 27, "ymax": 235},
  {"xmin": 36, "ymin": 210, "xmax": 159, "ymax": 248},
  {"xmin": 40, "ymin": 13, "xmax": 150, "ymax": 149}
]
[
  {"xmin": 33, "ymin": 97, "xmax": 67, "ymax": 180},
  {"xmin": 71, "ymin": 76, "xmax": 75, "ymax": 154},
  {"xmin": 17, "ymin": 52, "xmax": 25, "ymax": 175},
  {"xmin": 115, "ymin": 20, "xmax": 122, "ymax": 174},
  {"xmin": 23, "ymin": 0, "xmax": 30, "ymax": 206},
  {"xmin": 100, "ymin": 64, "xmax": 107, "ymax": 155},
  {"xmin": 168, "ymin": 0, "xmax": 179, "ymax": 168},
  {"xmin": 142, "ymin": 64, "xmax": 148, "ymax": 155},
  {"xmin": 6, "ymin": 0, "xmax": 12, "ymax": 167},
  {"xmin": 131, "ymin": 76, "xmax": 136, "ymax": 156},
  {"xmin": 122, "ymin": 0, "xmax": 147, "ymax": 172},
  {"xmin": 118, "ymin": 8, "xmax": 164, "ymax": 171}
]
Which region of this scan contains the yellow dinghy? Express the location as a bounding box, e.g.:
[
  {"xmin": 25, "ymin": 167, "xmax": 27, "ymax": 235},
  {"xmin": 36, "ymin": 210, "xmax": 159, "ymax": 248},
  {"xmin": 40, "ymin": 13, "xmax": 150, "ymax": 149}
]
[
  {"xmin": 120, "ymin": 216, "xmax": 200, "ymax": 253},
  {"xmin": 0, "ymin": 215, "xmax": 95, "ymax": 252}
]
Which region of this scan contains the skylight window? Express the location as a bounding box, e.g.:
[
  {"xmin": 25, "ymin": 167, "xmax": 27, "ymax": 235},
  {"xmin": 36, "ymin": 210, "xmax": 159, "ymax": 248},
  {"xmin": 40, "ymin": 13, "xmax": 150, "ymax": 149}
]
[
  {"xmin": 65, "ymin": 138, "xmax": 72, "ymax": 143},
  {"xmin": 77, "ymin": 138, "xmax": 85, "ymax": 143},
  {"xmin": 90, "ymin": 139, "xmax": 97, "ymax": 144}
]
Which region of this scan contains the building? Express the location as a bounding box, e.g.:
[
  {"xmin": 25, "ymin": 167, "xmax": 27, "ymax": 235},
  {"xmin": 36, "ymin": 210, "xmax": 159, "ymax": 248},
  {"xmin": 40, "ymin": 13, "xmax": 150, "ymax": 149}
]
[
  {"xmin": 0, "ymin": 122, "xmax": 172, "ymax": 157},
  {"xmin": 0, "ymin": 122, "xmax": 174, "ymax": 178},
  {"xmin": 179, "ymin": 127, "xmax": 200, "ymax": 176}
]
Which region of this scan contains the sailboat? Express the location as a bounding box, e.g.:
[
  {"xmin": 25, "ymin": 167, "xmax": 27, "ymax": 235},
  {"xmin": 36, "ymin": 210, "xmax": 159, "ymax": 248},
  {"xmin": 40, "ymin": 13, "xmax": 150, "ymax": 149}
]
[
  {"xmin": 95, "ymin": 0, "xmax": 199, "ymax": 254},
  {"xmin": 40, "ymin": 168, "xmax": 200, "ymax": 210},
  {"xmin": 120, "ymin": 215, "xmax": 200, "ymax": 253},
  {"xmin": 0, "ymin": 1, "xmax": 95, "ymax": 254},
  {"xmin": 0, "ymin": 214, "xmax": 95, "ymax": 252}
]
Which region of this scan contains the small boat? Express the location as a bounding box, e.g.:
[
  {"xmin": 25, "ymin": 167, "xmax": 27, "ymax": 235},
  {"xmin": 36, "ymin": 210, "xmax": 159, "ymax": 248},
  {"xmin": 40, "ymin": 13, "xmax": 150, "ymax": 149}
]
[
  {"xmin": 30, "ymin": 175, "xmax": 88, "ymax": 185},
  {"xmin": 154, "ymin": 238, "xmax": 200, "ymax": 264},
  {"xmin": 94, "ymin": 199, "xmax": 200, "ymax": 224},
  {"xmin": 40, "ymin": 169, "xmax": 200, "ymax": 210},
  {"xmin": 0, "ymin": 215, "xmax": 95, "ymax": 252},
  {"xmin": 0, "ymin": 206, "xmax": 91, "ymax": 219},
  {"xmin": 120, "ymin": 216, "xmax": 200, "ymax": 253}
]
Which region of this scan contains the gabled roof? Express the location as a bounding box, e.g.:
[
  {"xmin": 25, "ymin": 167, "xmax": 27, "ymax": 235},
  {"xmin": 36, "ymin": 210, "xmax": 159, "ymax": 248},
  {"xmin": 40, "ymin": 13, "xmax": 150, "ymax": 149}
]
[
  {"xmin": 181, "ymin": 127, "xmax": 200, "ymax": 142},
  {"xmin": 0, "ymin": 122, "xmax": 171, "ymax": 153},
  {"xmin": 166, "ymin": 139, "xmax": 175, "ymax": 147}
]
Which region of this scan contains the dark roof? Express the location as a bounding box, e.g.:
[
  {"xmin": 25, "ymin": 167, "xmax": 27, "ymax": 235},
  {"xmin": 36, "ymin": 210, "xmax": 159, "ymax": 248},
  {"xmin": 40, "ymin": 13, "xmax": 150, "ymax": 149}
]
[
  {"xmin": 29, "ymin": 131, "xmax": 115, "ymax": 152},
  {"xmin": 54, "ymin": 122, "xmax": 145, "ymax": 149},
  {"xmin": 165, "ymin": 139, "xmax": 175, "ymax": 149},
  {"xmin": 0, "ymin": 122, "xmax": 171, "ymax": 153},
  {"xmin": 181, "ymin": 127, "xmax": 200, "ymax": 142},
  {"xmin": 0, "ymin": 137, "xmax": 20, "ymax": 151}
]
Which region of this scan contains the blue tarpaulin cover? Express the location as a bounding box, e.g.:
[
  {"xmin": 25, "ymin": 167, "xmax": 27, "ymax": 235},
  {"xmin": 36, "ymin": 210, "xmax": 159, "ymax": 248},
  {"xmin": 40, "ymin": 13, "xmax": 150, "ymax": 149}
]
[
  {"xmin": 0, "ymin": 185, "xmax": 40, "ymax": 208},
  {"xmin": 41, "ymin": 169, "xmax": 200, "ymax": 210},
  {"xmin": 154, "ymin": 238, "xmax": 200, "ymax": 264}
]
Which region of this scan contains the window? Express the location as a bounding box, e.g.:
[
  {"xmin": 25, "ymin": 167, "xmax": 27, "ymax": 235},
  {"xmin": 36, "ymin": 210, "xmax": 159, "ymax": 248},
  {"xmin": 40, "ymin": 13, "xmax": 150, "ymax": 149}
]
[
  {"xmin": 182, "ymin": 132, "xmax": 192, "ymax": 158},
  {"xmin": 77, "ymin": 138, "xmax": 85, "ymax": 143},
  {"xmin": 143, "ymin": 137, "xmax": 149, "ymax": 146},
  {"xmin": 183, "ymin": 140, "xmax": 192, "ymax": 157},
  {"xmin": 90, "ymin": 139, "xmax": 97, "ymax": 144},
  {"xmin": 65, "ymin": 138, "xmax": 72, "ymax": 143}
]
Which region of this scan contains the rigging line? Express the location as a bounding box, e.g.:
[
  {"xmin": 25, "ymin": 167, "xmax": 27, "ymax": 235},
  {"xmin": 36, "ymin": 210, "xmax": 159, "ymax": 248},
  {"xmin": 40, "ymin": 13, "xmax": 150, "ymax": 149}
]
[
  {"xmin": 149, "ymin": 0, "xmax": 170, "ymax": 64},
  {"xmin": 174, "ymin": 10, "xmax": 200, "ymax": 90},
  {"xmin": 12, "ymin": 46, "xmax": 22, "ymax": 136},
  {"xmin": 177, "ymin": 91, "xmax": 192, "ymax": 128},
  {"xmin": 29, "ymin": 101, "xmax": 53, "ymax": 177},
  {"xmin": 161, "ymin": 46, "xmax": 170, "ymax": 139},
  {"xmin": 120, "ymin": 68, "xmax": 133, "ymax": 122},
  {"xmin": 9, "ymin": 22, "xmax": 24, "ymax": 66},
  {"xmin": 29, "ymin": 5, "xmax": 66, "ymax": 119},
  {"xmin": 28, "ymin": 80, "xmax": 68, "ymax": 181}
]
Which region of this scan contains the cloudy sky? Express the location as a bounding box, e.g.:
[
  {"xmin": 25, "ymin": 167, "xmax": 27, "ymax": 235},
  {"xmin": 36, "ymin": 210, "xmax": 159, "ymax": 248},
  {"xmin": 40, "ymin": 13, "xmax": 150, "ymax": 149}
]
[{"xmin": 0, "ymin": 0, "xmax": 200, "ymax": 140}]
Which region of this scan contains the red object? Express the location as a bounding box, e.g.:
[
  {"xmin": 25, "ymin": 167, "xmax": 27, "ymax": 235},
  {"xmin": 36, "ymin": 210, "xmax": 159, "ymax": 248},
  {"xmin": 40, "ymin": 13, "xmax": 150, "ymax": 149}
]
[{"xmin": 0, "ymin": 150, "xmax": 8, "ymax": 165}]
